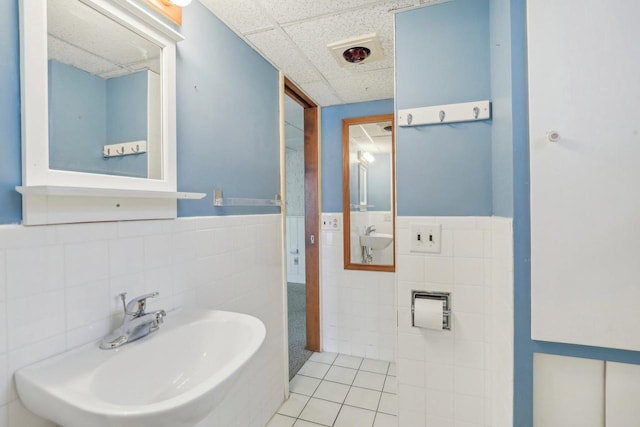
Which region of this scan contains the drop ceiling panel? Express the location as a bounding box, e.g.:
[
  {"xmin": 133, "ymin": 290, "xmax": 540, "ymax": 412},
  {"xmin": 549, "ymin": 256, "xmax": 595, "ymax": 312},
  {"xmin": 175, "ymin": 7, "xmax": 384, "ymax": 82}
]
[
  {"xmin": 328, "ymin": 67, "xmax": 395, "ymax": 104},
  {"xmin": 247, "ymin": 29, "xmax": 323, "ymax": 84},
  {"xmin": 203, "ymin": 0, "xmax": 415, "ymax": 106},
  {"xmin": 300, "ymin": 81, "xmax": 344, "ymax": 106},
  {"xmin": 255, "ymin": 0, "xmax": 383, "ymax": 24},
  {"xmin": 48, "ymin": 0, "xmax": 160, "ymax": 75},
  {"xmin": 48, "ymin": 36, "xmax": 120, "ymax": 76},
  {"xmin": 199, "ymin": 0, "xmax": 275, "ymax": 34},
  {"xmin": 283, "ymin": 1, "xmax": 407, "ymax": 80}
]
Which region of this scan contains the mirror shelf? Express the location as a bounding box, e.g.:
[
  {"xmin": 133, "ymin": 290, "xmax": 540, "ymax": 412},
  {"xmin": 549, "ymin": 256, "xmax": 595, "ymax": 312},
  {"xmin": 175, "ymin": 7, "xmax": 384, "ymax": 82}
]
[
  {"xmin": 16, "ymin": 186, "xmax": 205, "ymax": 200},
  {"xmin": 19, "ymin": 0, "xmax": 187, "ymax": 225}
]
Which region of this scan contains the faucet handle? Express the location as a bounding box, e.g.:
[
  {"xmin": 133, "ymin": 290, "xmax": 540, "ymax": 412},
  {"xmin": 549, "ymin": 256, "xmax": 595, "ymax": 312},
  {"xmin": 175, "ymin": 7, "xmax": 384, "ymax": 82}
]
[{"xmin": 121, "ymin": 292, "xmax": 159, "ymax": 316}]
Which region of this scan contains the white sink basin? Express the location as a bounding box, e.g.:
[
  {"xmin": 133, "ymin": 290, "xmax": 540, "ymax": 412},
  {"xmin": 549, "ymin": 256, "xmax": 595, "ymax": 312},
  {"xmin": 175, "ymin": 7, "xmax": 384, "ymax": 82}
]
[
  {"xmin": 15, "ymin": 309, "xmax": 266, "ymax": 427},
  {"xmin": 360, "ymin": 233, "xmax": 393, "ymax": 250}
]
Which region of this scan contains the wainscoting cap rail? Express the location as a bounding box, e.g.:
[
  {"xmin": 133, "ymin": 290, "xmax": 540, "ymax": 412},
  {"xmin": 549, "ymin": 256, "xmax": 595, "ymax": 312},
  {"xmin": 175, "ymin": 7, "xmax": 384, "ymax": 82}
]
[{"xmin": 213, "ymin": 188, "xmax": 282, "ymax": 207}]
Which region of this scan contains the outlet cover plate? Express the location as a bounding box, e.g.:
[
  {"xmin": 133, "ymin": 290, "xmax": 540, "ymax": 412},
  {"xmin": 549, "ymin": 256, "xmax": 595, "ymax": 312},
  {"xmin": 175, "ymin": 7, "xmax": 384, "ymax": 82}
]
[
  {"xmin": 410, "ymin": 223, "xmax": 441, "ymax": 253},
  {"xmin": 322, "ymin": 215, "xmax": 341, "ymax": 231}
]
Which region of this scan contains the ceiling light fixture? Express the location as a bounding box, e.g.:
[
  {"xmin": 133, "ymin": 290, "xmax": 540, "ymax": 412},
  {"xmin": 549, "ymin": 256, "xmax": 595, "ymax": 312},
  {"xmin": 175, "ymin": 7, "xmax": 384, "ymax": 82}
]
[
  {"xmin": 342, "ymin": 47, "xmax": 371, "ymax": 64},
  {"xmin": 163, "ymin": 0, "xmax": 192, "ymax": 6},
  {"xmin": 328, "ymin": 33, "xmax": 384, "ymax": 67}
]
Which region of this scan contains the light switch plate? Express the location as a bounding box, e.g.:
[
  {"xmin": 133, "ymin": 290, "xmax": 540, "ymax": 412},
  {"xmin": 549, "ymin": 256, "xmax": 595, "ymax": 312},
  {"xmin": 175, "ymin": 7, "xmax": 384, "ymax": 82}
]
[
  {"xmin": 410, "ymin": 224, "xmax": 441, "ymax": 253},
  {"xmin": 322, "ymin": 214, "xmax": 341, "ymax": 231}
]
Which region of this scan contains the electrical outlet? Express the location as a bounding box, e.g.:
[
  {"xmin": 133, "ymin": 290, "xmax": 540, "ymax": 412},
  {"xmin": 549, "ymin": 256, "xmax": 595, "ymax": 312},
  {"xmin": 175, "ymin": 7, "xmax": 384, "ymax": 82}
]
[
  {"xmin": 410, "ymin": 224, "xmax": 441, "ymax": 253},
  {"xmin": 322, "ymin": 215, "xmax": 341, "ymax": 231}
]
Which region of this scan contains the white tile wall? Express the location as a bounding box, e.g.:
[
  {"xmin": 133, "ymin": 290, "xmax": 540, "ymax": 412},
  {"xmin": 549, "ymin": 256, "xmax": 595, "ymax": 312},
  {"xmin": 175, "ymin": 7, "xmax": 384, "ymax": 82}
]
[
  {"xmin": 0, "ymin": 215, "xmax": 285, "ymax": 427},
  {"xmin": 491, "ymin": 217, "xmax": 514, "ymax": 427},
  {"xmin": 396, "ymin": 216, "xmax": 513, "ymax": 427},
  {"xmin": 321, "ymin": 213, "xmax": 395, "ymax": 361}
]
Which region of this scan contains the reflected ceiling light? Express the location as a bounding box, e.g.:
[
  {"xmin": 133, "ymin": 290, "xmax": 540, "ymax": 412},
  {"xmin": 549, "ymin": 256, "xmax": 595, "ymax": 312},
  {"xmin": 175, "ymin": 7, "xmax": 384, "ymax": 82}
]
[{"xmin": 361, "ymin": 151, "xmax": 375, "ymax": 164}]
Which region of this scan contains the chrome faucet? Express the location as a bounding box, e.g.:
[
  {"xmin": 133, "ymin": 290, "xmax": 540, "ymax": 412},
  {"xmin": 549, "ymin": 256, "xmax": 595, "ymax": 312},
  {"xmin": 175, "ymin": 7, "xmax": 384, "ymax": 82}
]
[
  {"xmin": 365, "ymin": 225, "xmax": 376, "ymax": 235},
  {"xmin": 100, "ymin": 292, "xmax": 166, "ymax": 350}
]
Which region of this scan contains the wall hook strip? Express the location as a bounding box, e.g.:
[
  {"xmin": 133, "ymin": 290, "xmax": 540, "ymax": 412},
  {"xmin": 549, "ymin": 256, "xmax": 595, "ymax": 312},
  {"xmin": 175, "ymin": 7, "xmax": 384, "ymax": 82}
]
[
  {"xmin": 103, "ymin": 140, "xmax": 147, "ymax": 158},
  {"xmin": 397, "ymin": 100, "xmax": 491, "ymax": 127}
]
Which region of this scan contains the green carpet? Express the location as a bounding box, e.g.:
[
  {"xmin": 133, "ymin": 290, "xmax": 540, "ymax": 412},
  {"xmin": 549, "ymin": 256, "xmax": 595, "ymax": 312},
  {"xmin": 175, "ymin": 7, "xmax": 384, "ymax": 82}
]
[{"xmin": 288, "ymin": 282, "xmax": 312, "ymax": 379}]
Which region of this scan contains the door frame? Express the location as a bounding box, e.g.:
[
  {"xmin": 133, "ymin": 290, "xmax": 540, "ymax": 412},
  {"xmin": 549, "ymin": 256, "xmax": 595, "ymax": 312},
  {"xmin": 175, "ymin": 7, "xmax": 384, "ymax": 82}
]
[{"xmin": 283, "ymin": 77, "xmax": 321, "ymax": 353}]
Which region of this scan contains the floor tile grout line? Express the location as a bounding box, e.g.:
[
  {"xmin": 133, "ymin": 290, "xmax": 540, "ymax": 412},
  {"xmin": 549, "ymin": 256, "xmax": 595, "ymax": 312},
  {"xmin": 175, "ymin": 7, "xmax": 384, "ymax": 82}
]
[{"xmin": 287, "ymin": 353, "xmax": 397, "ymax": 427}]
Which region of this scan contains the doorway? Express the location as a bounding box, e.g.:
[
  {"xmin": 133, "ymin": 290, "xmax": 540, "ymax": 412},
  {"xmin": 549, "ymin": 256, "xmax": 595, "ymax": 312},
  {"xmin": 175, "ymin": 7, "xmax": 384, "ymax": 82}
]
[{"xmin": 284, "ymin": 78, "xmax": 320, "ymax": 379}]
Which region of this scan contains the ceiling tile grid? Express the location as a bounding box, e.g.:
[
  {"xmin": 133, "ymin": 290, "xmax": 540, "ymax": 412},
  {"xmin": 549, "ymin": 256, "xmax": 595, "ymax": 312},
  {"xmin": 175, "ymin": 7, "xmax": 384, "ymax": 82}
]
[
  {"xmin": 246, "ymin": 29, "xmax": 324, "ymax": 84},
  {"xmin": 49, "ymin": 0, "xmax": 160, "ymax": 77},
  {"xmin": 48, "ymin": 36, "xmax": 117, "ymax": 76},
  {"xmin": 254, "ymin": 0, "xmax": 385, "ymax": 24},
  {"xmin": 299, "ymin": 81, "xmax": 344, "ymax": 106},
  {"xmin": 199, "ymin": 0, "xmax": 275, "ymax": 34},
  {"xmin": 281, "ymin": 0, "xmax": 409, "ymax": 81},
  {"xmin": 328, "ymin": 67, "xmax": 395, "ymax": 104},
  {"xmin": 199, "ymin": 0, "xmax": 430, "ymax": 106}
]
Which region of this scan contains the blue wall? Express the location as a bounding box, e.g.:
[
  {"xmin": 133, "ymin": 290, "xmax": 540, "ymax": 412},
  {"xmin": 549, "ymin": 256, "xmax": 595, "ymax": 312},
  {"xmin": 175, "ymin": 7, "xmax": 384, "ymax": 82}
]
[
  {"xmin": 49, "ymin": 60, "xmax": 107, "ymax": 175},
  {"xmin": 490, "ymin": 0, "xmax": 514, "ymax": 217},
  {"xmin": 0, "ymin": 0, "xmax": 22, "ymax": 224},
  {"xmin": 106, "ymin": 71, "xmax": 148, "ymax": 178},
  {"xmin": 321, "ymin": 99, "xmax": 394, "ymax": 213},
  {"xmin": 176, "ymin": 1, "xmax": 280, "ymax": 216},
  {"xmin": 368, "ymin": 153, "xmax": 391, "ymax": 211},
  {"xmin": 395, "ymin": 0, "xmax": 492, "ymax": 216},
  {"xmin": 507, "ymin": 1, "xmax": 640, "ymax": 426},
  {"xmin": 48, "ymin": 61, "xmax": 149, "ymax": 178},
  {"xmin": 0, "ymin": 0, "xmax": 280, "ymax": 223}
]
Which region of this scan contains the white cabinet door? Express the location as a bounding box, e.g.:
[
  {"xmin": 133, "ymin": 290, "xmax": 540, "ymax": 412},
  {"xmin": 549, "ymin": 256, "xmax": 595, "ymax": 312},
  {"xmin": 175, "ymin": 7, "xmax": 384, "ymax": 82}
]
[
  {"xmin": 533, "ymin": 353, "xmax": 604, "ymax": 427},
  {"xmin": 605, "ymin": 362, "xmax": 640, "ymax": 426},
  {"xmin": 529, "ymin": 1, "xmax": 640, "ymax": 350}
]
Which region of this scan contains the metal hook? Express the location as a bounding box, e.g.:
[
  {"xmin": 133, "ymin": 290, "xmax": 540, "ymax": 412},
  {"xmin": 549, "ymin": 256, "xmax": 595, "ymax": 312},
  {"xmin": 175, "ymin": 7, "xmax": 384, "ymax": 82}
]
[
  {"xmin": 116, "ymin": 146, "xmax": 125, "ymax": 155},
  {"xmin": 473, "ymin": 106, "xmax": 480, "ymax": 119},
  {"xmin": 439, "ymin": 110, "xmax": 446, "ymax": 122},
  {"xmin": 131, "ymin": 144, "xmax": 140, "ymax": 154},
  {"xmin": 407, "ymin": 113, "xmax": 413, "ymax": 125}
]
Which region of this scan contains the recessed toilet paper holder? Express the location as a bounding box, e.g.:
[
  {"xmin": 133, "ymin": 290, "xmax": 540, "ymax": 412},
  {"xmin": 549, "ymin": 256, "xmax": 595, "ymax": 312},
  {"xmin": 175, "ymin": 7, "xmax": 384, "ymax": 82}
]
[{"xmin": 411, "ymin": 290, "xmax": 451, "ymax": 330}]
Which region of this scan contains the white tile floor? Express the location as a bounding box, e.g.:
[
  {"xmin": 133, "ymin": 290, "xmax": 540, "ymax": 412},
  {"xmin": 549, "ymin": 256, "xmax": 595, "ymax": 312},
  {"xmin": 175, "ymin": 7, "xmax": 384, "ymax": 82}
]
[{"xmin": 267, "ymin": 353, "xmax": 398, "ymax": 427}]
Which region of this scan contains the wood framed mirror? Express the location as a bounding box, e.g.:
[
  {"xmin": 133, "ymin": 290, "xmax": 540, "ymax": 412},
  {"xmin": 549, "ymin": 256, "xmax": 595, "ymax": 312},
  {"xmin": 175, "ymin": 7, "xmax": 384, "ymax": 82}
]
[{"xmin": 342, "ymin": 114, "xmax": 395, "ymax": 272}]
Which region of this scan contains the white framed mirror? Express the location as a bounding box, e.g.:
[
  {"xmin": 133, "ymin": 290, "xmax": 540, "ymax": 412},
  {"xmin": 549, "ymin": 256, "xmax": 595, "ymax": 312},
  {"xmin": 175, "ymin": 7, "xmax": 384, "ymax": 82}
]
[
  {"xmin": 47, "ymin": 0, "xmax": 163, "ymax": 180},
  {"xmin": 342, "ymin": 114, "xmax": 395, "ymax": 272},
  {"xmin": 18, "ymin": 0, "xmax": 201, "ymax": 225}
]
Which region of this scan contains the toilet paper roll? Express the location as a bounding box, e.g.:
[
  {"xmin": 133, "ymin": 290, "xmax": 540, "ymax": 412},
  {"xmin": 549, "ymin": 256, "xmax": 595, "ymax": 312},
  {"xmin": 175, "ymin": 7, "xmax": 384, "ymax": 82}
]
[{"xmin": 413, "ymin": 298, "xmax": 445, "ymax": 330}]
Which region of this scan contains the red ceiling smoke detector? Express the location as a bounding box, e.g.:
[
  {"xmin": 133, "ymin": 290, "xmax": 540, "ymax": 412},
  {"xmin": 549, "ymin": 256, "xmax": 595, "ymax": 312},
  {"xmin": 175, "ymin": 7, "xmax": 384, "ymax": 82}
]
[{"xmin": 328, "ymin": 33, "xmax": 384, "ymax": 67}]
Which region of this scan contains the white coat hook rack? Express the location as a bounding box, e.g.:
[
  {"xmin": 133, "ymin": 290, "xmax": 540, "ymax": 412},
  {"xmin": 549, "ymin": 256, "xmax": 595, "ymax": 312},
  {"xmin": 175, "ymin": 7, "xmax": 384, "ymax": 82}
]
[
  {"xmin": 213, "ymin": 188, "xmax": 282, "ymax": 207},
  {"xmin": 397, "ymin": 100, "xmax": 491, "ymax": 127},
  {"xmin": 103, "ymin": 140, "xmax": 147, "ymax": 158}
]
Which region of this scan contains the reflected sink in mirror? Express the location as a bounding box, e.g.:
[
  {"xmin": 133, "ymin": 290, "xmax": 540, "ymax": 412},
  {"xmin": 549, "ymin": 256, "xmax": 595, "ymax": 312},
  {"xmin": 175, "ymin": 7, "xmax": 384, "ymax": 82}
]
[
  {"xmin": 15, "ymin": 309, "xmax": 266, "ymax": 427},
  {"xmin": 343, "ymin": 113, "xmax": 396, "ymax": 271},
  {"xmin": 360, "ymin": 233, "xmax": 393, "ymax": 250}
]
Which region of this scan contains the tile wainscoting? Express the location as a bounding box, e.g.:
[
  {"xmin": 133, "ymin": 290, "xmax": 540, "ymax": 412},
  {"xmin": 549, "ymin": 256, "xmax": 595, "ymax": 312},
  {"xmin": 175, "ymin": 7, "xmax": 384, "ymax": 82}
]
[
  {"xmin": 321, "ymin": 214, "xmax": 396, "ymax": 362},
  {"xmin": 0, "ymin": 215, "xmax": 285, "ymax": 427},
  {"xmin": 396, "ymin": 216, "xmax": 513, "ymax": 427}
]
